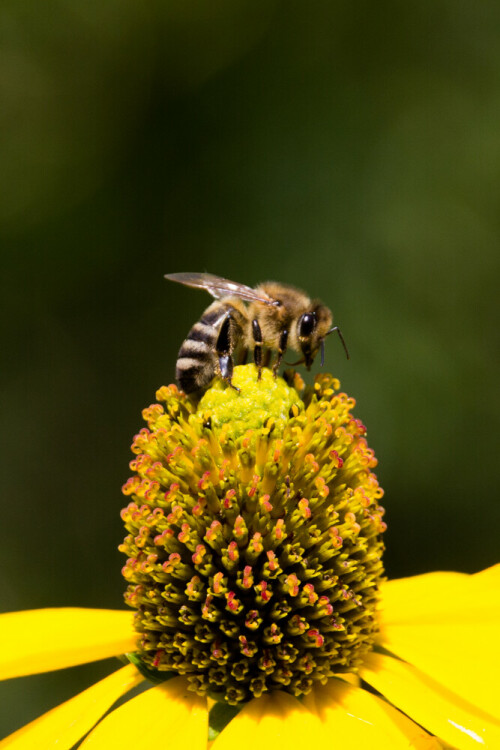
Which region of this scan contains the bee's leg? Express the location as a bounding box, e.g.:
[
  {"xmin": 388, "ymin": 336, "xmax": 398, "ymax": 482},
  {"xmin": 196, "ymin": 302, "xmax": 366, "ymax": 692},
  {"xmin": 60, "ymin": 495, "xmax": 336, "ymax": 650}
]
[
  {"xmin": 252, "ymin": 319, "xmax": 264, "ymax": 380},
  {"xmin": 216, "ymin": 312, "xmax": 240, "ymax": 392},
  {"xmin": 219, "ymin": 354, "xmax": 239, "ymax": 391},
  {"xmin": 272, "ymin": 328, "xmax": 288, "ymax": 377}
]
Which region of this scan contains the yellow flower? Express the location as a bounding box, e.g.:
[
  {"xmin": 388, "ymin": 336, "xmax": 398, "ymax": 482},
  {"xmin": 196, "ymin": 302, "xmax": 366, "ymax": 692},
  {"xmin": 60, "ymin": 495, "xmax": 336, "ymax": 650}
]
[{"xmin": 1, "ymin": 366, "xmax": 499, "ymax": 749}]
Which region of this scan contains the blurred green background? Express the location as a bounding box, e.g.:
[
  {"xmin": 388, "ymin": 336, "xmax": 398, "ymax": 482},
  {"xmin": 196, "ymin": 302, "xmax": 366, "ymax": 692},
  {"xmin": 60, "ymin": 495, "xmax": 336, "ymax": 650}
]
[{"xmin": 1, "ymin": 0, "xmax": 499, "ymax": 739}]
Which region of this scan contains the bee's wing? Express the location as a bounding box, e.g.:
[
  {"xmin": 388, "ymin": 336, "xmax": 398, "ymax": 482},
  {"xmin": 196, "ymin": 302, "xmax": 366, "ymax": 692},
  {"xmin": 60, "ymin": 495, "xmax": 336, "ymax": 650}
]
[{"xmin": 165, "ymin": 272, "xmax": 277, "ymax": 305}]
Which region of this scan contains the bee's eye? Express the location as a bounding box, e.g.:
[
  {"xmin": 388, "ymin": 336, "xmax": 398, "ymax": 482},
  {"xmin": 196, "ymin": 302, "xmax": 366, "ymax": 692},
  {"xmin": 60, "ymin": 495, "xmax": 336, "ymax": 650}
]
[{"xmin": 299, "ymin": 312, "xmax": 316, "ymax": 338}]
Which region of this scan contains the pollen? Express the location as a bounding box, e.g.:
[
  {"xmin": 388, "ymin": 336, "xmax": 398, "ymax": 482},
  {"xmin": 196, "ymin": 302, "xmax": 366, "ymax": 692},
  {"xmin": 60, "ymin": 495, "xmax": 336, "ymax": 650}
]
[{"xmin": 120, "ymin": 365, "xmax": 386, "ymax": 704}]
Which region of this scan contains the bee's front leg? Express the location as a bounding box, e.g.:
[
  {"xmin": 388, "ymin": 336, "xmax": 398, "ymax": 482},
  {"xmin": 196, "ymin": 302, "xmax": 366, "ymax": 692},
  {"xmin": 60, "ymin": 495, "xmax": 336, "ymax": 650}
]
[
  {"xmin": 216, "ymin": 312, "xmax": 240, "ymax": 392},
  {"xmin": 272, "ymin": 328, "xmax": 288, "ymax": 377},
  {"xmin": 252, "ymin": 319, "xmax": 263, "ymax": 380}
]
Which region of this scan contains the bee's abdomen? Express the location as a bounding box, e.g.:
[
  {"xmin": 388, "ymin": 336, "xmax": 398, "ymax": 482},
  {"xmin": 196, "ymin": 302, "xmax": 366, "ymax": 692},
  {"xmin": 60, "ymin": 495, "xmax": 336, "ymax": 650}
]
[{"xmin": 176, "ymin": 320, "xmax": 218, "ymax": 395}]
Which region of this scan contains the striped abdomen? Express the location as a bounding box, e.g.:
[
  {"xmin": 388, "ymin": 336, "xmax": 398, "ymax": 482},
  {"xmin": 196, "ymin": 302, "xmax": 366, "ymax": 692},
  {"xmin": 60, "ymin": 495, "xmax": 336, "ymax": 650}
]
[{"xmin": 175, "ymin": 303, "xmax": 230, "ymax": 395}]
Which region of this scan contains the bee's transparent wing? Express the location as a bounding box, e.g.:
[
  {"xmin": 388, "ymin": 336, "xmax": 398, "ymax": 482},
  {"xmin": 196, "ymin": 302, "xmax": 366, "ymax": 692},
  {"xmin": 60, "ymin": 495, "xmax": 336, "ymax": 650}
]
[{"xmin": 165, "ymin": 272, "xmax": 277, "ymax": 305}]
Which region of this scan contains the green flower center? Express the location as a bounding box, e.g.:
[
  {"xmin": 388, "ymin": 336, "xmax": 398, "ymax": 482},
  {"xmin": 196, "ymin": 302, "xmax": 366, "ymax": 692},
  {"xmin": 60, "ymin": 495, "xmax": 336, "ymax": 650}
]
[{"xmin": 120, "ymin": 365, "xmax": 386, "ymax": 705}]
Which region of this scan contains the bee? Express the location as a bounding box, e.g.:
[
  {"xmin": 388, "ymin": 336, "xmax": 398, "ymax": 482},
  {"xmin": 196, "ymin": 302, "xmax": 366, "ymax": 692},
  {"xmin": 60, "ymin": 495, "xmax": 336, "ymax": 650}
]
[{"xmin": 165, "ymin": 272, "xmax": 349, "ymax": 396}]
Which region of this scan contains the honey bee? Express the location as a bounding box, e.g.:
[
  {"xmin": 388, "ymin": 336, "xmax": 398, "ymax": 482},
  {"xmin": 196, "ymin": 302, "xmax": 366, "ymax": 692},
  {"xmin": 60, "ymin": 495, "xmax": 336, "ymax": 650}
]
[{"xmin": 165, "ymin": 272, "xmax": 349, "ymax": 396}]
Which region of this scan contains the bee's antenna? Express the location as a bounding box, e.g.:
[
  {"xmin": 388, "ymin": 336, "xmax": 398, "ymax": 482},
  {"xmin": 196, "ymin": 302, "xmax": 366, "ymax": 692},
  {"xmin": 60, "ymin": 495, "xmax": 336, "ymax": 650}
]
[{"xmin": 327, "ymin": 326, "xmax": 350, "ymax": 360}]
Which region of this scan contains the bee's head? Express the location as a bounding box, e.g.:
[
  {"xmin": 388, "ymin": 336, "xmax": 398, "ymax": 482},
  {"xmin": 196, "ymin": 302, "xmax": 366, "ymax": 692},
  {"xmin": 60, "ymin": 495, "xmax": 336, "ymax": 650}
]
[{"xmin": 297, "ymin": 304, "xmax": 333, "ymax": 369}]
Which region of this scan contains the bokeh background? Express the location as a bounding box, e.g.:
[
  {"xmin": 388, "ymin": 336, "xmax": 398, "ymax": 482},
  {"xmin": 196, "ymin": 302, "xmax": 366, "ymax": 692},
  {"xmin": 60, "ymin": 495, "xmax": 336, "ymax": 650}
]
[{"xmin": 1, "ymin": 0, "xmax": 499, "ymax": 738}]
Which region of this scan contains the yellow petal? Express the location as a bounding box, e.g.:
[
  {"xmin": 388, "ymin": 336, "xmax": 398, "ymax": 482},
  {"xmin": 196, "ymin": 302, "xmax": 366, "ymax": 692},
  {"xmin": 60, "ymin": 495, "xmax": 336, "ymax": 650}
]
[
  {"xmin": 380, "ymin": 624, "xmax": 500, "ymax": 721},
  {"xmin": 379, "ymin": 622, "xmax": 500, "ymax": 721},
  {"xmin": 336, "ymin": 671, "xmax": 360, "ymax": 686},
  {"xmin": 0, "ymin": 609, "xmax": 137, "ymax": 680},
  {"xmin": 0, "ymin": 664, "xmax": 143, "ymax": 750},
  {"xmin": 360, "ymin": 652, "xmax": 500, "ymax": 749},
  {"xmin": 472, "ymin": 563, "xmax": 500, "ymax": 584},
  {"xmin": 379, "ymin": 571, "xmax": 467, "ymax": 624},
  {"xmin": 212, "ymin": 691, "xmax": 324, "ymax": 750},
  {"xmin": 380, "ymin": 565, "xmax": 500, "ymax": 626},
  {"xmin": 378, "ymin": 564, "xmax": 500, "ymax": 720},
  {"xmin": 80, "ymin": 677, "xmax": 207, "ymax": 749},
  {"xmin": 303, "ymin": 678, "xmax": 442, "ymax": 749}
]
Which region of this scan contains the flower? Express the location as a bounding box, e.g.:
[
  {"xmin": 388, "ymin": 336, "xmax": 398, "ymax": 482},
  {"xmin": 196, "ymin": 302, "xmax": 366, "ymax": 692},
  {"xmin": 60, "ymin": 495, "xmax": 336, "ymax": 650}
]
[
  {"xmin": 121, "ymin": 367, "xmax": 386, "ymax": 704},
  {"xmin": 1, "ymin": 365, "xmax": 499, "ymax": 749}
]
